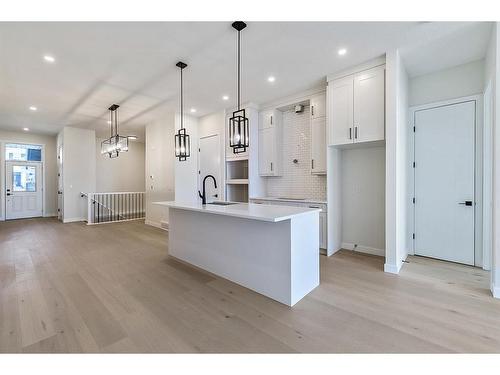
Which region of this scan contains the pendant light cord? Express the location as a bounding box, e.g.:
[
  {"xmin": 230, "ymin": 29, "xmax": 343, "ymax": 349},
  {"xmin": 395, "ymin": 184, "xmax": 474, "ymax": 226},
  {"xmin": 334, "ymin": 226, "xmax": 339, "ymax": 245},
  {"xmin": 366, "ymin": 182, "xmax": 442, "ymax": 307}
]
[
  {"xmin": 237, "ymin": 29, "xmax": 240, "ymax": 111},
  {"xmin": 180, "ymin": 67, "xmax": 184, "ymax": 130}
]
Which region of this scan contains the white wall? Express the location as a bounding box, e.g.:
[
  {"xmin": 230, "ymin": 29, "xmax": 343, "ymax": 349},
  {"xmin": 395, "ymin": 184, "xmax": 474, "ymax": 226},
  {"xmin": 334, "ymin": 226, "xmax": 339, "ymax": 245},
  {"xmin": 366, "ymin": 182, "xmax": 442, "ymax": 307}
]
[
  {"xmin": 0, "ymin": 130, "xmax": 58, "ymax": 219},
  {"xmin": 266, "ymin": 107, "xmax": 327, "ymax": 200},
  {"xmin": 96, "ymin": 138, "xmax": 145, "ymax": 192},
  {"xmin": 60, "ymin": 127, "xmax": 96, "ymax": 222},
  {"xmin": 145, "ymin": 114, "xmax": 175, "ymax": 228},
  {"xmin": 409, "ymin": 59, "xmax": 485, "ymax": 106},
  {"xmin": 385, "ymin": 49, "xmax": 409, "ymax": 274},
  {"xmin": 198, "ymin": 110, "xmax": 225, "ymax": 199},
  {"xmin": 341, "ymin": 147, "xmax": 385, "ymax": 254},
  {"xmin": 487, "ymin": 23, "xmax": 500, "ymax": 298}
]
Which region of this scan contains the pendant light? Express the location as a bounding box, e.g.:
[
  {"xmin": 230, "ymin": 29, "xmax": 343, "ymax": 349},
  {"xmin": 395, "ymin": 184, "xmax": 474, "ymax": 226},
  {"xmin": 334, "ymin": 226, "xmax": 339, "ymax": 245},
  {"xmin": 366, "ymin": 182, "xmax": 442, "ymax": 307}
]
[
  {"xmin": 229, "ymin": 21, "xmax": 249, "ymax": 154},
  {"xmin": 175, "ymin": 61, "xmax": 191, "ymax": 161},
  {"xmin": 101, "ymin": 104, "xmax": 129, "ymax": 158}
]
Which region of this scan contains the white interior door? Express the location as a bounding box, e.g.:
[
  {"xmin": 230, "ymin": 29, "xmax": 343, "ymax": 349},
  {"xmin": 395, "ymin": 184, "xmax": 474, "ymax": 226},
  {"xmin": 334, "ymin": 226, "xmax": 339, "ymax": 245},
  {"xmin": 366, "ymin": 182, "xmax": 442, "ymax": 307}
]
[
  {"xmin": 199, "ymin": 135, "xmax": 220, "ymax": 203},
  {"xmin": 414, "ymin": 100, "xmax": 475, "ymax": 265},
  {"xmin": 5, "ymin": 161, "xmax": 43, "ymax": 220}
]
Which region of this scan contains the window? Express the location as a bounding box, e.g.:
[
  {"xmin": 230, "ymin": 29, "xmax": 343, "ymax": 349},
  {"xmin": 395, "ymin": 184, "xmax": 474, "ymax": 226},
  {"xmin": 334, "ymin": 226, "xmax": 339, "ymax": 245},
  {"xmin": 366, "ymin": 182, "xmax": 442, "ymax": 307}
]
[
  {"xmin": 5, "ymin": 143, "xmax": 42, "ymax": 161},
  {"xmin": 12, "ymin": 165, "xmax": 37, "ymax": 192}
]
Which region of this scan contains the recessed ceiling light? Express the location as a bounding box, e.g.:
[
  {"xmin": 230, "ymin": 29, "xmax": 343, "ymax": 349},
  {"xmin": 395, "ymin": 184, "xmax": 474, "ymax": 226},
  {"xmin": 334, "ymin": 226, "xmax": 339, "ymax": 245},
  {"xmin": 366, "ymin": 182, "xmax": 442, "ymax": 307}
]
[
  {"xmin": 267, "ymin": 76, "xmax": 276, "ymax": 83},
  {"xmin": 23, "ymin": 127, "xmax": 30, "ymax": 131},
  {"xmin": 190, "ymin": 108, "xmax": 197, "ymax": 113},
  {"xmin": 222, "ymin": 95, "xmax": 229, "ymax": 101},
  {"xmin": 29, "ymin": 106, "xmax": 37, "ymax": 111},
  {"xmin": 128, "ymin": 135, "xmax": 138, "ymax": 140},
  {"xmin": 338, "ymin": 48, "xmax": 347, "ymax": 56},
  {"xmin": 43, "ymin": 55, "xmax": 55, "ymax": 63},
  {"xmin": 107, "ymin": 120, "xmax": 111, "ymax": 124}
]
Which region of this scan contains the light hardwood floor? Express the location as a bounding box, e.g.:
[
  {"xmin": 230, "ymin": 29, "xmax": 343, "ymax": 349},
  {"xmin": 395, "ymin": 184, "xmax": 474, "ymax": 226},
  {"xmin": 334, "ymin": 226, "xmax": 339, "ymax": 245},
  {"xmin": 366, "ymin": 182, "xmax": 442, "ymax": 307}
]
[{"xmin": 1, "ymin": 218, "xmax": 499, "ymax": 353}]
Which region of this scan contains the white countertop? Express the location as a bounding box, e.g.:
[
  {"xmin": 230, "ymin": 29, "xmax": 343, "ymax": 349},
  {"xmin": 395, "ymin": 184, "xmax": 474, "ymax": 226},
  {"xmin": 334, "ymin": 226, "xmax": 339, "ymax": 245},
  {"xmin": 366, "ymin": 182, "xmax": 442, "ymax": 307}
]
[
  {"xmin": 153, "ymin": 201, "xmax": 320, "ymax": 222},
  {"xmin": 250, "ymin": 196, "xmax": 327, "ymax": 205}
]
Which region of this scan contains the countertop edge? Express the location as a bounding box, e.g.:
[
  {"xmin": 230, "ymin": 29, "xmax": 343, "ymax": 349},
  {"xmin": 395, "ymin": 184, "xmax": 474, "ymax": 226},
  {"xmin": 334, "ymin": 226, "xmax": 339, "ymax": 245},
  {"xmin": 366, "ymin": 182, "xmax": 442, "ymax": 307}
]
[{"xmin": 153, "ymin": 201, "xmax": 321, "ymax": 222}]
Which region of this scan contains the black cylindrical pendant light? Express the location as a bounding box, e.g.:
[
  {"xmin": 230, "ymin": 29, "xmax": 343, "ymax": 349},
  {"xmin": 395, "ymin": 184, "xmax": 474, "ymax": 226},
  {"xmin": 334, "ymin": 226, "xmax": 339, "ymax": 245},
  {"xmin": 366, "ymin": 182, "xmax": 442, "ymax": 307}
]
[
  {"xmin": 229, "ymin": 21, "xmax": 249, "ymax": 154},
  {"xmin": 175, "ymin": 61, "xmax": 191, "ymax": 161}
]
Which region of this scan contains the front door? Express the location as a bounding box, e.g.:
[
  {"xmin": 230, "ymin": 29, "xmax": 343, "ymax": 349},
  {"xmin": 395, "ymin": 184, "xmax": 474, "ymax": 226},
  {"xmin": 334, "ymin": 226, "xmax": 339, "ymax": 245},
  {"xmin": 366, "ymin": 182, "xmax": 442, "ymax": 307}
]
[
  {"xmin": 5, "ymin": 161, "xmax": 43, "ymax": 220},
  {"xmin": 414, "ymin": 100, "xmax": 475, "ymax": 265}
]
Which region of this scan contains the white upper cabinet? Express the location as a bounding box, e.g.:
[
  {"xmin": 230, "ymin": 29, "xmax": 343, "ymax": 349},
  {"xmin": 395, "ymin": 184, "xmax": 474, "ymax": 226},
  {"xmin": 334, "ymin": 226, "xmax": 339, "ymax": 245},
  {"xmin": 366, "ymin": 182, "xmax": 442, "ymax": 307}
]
[
  {"xmin": 259, "ymin": 110, "xmax": 275, "ymax": 129},
  {"xmin": 327, "ymin": 64, "xmax": 385, "ymax": 146},
  {"xmin": 258, "ymin": 109, "xmax": 282, "ymax": 176},
  {"xmin": 310, "ymin": 93, "xmax": 326, "ymax": 119},
  {"xmin": 311, "ymin": 117, "xmax": 326, "ymax": 174},
  {"xmin": 328, "ymin": 76, "xmax": 354, "ymax": 146},
  {"xmin": 309, "ymin": 93, "xmax": 327, "ymax": 175},
  {"xmin": 353, "ymin": 66, "xmax": 385, "ymax": 143}
]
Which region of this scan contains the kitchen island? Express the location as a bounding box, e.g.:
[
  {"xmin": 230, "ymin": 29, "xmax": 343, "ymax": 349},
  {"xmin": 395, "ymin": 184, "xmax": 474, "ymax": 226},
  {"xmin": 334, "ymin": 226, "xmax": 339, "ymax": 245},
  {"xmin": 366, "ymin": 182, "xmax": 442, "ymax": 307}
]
[{"xmin": 153, "ymin": 201, "xmax": 320, "ymax": 306}]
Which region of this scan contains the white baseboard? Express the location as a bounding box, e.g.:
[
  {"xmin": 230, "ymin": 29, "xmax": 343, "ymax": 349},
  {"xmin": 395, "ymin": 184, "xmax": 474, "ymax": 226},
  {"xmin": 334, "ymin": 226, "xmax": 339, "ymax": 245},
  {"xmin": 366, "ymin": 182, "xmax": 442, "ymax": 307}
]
[
  {"xmin": 384, "ymin": 261, "xmax": 402, "ymax": 274},
  {"xmin": 341, "ymin": 242, "xmax": 385, "ymax": 257},
  {"xmin": 44, "ymin": 212, "xmax": 56, "ymax": 218},
  {"xmin": 63, "ymin": 217, "xmax": 85, "ymax": 223},
  {"xmin": 145, "ymin": 220, "xmax": 168, "ymax": 231},
  {"xmin": 492, "ymin": 283, "xmax": 500, "ymax": 299}
]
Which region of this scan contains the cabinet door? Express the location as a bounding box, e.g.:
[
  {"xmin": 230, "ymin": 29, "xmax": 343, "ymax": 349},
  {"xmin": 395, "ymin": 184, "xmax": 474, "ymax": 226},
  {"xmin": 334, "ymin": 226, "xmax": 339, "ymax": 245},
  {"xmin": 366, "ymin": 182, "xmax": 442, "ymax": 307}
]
[
  {"xmin": 258, "ymin": 127, "xmax": 274, "ymax": 175},
  {"xmin": 328, "ymin": 76, "xmax": 354, "ymax": 146},
  {"xmin": 310, "ymin": 93, "xmax": 326, "ymax": 119},
  {"xmin": 259, "ymin": 110, "xmax": 274, "ymax": 129},
  {"xmin": 311, "ymin": 117, "xmax": 326, "ymax": 174},
  {"xmin": 353, "ymin": 66, "xmax": 385, "ymax": 143},
  {"xmin": 319, "ymin": 212, "xmax": 327, "ymax": 249}
]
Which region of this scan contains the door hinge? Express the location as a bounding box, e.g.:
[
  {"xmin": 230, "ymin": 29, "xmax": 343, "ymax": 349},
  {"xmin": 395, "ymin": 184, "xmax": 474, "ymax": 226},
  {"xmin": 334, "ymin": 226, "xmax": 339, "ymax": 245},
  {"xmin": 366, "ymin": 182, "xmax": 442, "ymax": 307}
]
[
  {"xmin": 412, "ymin": 197, "xmax": 415, "ymax": 204},
  {"xmin": 413, "ymin": 126, "xmax": 416, "ymax": 132},
  {"xmin": 413, "ymin": 161, "xmax": 415, "ymax": 168},
  {"xmin": 412, "ymin": 233, "xmax": 415, "ymax": 240},
  {"xmin": 198, "ymin": 148, "xmax": 201, "ymax": 152}
]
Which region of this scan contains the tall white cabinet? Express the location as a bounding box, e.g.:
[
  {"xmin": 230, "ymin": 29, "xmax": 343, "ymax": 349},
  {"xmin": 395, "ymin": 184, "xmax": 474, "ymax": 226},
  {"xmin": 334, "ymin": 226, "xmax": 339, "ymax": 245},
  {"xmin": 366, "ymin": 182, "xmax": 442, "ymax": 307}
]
[
  {"xmin": 258, "ymin": 109, "xmax": 283, "ymax": 176},
  {"xmin": 328, "ymin": 65, "xmax": 385, "ymax": 147},
  {"xmin": 310, "ymin": 93, "xmax": 327, "ymax": 174}
]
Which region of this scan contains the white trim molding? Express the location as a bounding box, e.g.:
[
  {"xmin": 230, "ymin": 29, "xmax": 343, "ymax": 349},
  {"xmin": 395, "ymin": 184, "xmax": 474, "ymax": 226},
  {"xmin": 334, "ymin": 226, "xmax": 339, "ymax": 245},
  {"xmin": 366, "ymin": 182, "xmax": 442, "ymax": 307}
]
[
  {"xmin": 341, "ymin": 242, "xmax": 385, "ymax": 257},
  {"xmin": 492, "ymin": 283, "xmax": 500, "ymax": 299},
  {"xmin": 384, "ymin": 261, "xmax": 403, "ymax": 274},
  {"xmin": 63, "ymin": 217, "xmax": 85, "ymax": 223},
  {"xmin": 145, "ymin": 219, "xmax": 168, "ymax": 231}
]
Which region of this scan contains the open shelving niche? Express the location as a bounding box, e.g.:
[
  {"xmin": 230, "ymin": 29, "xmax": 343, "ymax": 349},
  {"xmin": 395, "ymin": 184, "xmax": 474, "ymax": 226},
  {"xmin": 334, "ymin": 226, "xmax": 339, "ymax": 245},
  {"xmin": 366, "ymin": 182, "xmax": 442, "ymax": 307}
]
[{"xmin": 224, "ymin": 105, "xmax": 265, "ymax": 203}]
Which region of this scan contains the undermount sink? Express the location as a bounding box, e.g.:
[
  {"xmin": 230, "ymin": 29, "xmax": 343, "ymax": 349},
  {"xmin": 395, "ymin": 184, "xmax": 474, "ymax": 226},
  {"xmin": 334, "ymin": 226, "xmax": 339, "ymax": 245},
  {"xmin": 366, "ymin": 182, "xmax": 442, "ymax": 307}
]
[{"xmin": 208, "ymin": 201, "xmax": 238, "ymax": 206}]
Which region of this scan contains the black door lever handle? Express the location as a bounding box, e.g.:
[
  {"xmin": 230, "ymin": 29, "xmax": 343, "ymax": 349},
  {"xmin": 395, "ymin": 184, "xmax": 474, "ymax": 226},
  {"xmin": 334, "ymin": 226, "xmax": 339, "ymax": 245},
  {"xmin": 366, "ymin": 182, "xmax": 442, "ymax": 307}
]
[{"xmin": 458, "ymin": 201, "xmax": 473, "ymax": 206}]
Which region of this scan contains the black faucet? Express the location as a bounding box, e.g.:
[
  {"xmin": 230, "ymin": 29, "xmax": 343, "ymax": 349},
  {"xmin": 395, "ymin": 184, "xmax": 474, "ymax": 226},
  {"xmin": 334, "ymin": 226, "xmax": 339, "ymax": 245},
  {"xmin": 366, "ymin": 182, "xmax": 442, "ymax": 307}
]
[{"xmin": 198, "ymin": 175, "xmax": 217, "ymax": 205}]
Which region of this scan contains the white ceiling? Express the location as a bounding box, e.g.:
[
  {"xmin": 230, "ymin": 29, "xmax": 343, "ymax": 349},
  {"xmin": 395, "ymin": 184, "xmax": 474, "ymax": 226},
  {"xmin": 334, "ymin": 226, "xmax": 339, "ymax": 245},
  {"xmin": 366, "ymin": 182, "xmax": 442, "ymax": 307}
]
[{"xmin": 0, "ymin": 22, "xmax": 492, "ymax": 139}]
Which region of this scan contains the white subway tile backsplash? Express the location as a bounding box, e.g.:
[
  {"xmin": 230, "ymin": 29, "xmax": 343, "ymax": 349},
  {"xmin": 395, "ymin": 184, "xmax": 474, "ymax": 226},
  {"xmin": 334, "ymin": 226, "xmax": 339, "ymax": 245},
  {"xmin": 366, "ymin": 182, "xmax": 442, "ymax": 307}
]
[{"xmin": 265, "ymin": 107, "xmax": 326, "ymax": 200}]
